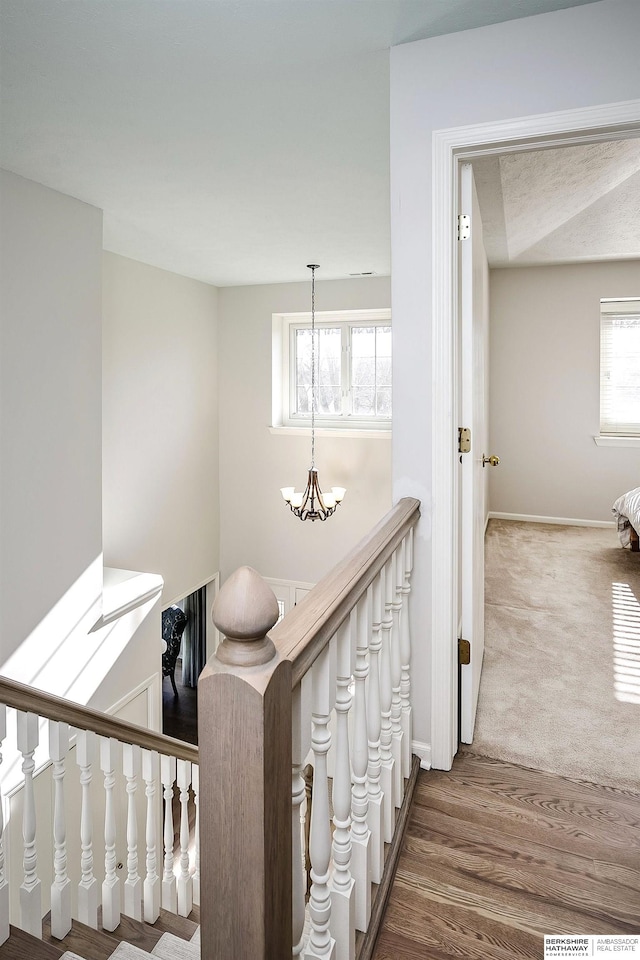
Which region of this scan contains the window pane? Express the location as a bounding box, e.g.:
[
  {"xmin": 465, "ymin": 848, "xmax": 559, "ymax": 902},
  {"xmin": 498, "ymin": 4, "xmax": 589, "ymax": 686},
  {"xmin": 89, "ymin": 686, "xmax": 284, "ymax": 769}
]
[
  {"xmin": 350, "ymin": 324, "xmax": 392, "ymax": 418},
  {"xmin": 376, "ymin": 326, "xmax": 392, "ymax": 357},
  {"xmin": 377, "ymin": 356, "xmax": 391, "ymax": 386},
  {"xmin": 294, "ymin": 326, "xmax": 341, "ymax": 416},
  {"xmin": 296, "ymin": 385, "xmax": 311, "ymax": 414},
  {"xmin": 376, "ymin": 387, "xmax": 392, "ymax": 417},
  {"xmin": 295, "ymin": 329, "xmax": 312, "ymax": 389},
  {"xmin": 353, "ymin": 386, "xmax": 375, "ymax": 416},
  {"xmin": 352, "ymin": 356, "xmax": 375, "ymax": 386},
  {"xmin": 352, "ymin": 325, "xmax": 376, "ymax": 357},
  {"xmin": 316, "ymin": 328, "xmax": 341, "ymax": 415},
  {"xmin": 601, "ymin": 312, "xmax": 640, "ymax": 434},
  {"xmin": 318, "ymin": 385, "xmax": 341, "ymax": 414}
]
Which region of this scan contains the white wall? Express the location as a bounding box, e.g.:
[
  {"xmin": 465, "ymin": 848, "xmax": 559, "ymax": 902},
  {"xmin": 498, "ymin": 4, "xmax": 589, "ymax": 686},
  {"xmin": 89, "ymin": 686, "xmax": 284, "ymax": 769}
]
[
  {"xmin": 102, "ymin": 253, "xmax": 219, "ymax": 606},
  {"xmin": 489, "ymin": 261, "xmax": 640, "ymax": 522},
  {"xmin": 0, "ymin": 170, "xmax": 103, "ymax": 664},
  {"xmin": 390, "ymin": 0, "xmax": 640, "ymax": 756},
  {"xmin": 218, "ymin": 276, "xmax": 392, "ymax": 584}
]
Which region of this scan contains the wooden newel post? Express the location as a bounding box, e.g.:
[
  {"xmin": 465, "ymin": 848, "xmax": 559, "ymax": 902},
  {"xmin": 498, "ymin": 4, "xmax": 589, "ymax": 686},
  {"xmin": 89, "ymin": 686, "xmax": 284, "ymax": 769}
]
[{"xmin": 198, "ymin": 566, "xmax": 293, "ymax": 960}]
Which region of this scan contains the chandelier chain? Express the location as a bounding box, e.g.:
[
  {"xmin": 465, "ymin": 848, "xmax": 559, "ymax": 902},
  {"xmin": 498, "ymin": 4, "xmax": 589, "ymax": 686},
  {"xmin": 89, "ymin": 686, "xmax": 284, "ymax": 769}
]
[{"xmin": 311, "ymin": 264, "xmax": 316, "ymax": 469}]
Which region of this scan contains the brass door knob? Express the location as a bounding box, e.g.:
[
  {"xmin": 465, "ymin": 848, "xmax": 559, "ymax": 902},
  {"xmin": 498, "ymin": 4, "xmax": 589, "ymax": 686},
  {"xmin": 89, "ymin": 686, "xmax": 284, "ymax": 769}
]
[{"xmin": 482, "ymin": 455, "xmax": 500, "ymax": 467}]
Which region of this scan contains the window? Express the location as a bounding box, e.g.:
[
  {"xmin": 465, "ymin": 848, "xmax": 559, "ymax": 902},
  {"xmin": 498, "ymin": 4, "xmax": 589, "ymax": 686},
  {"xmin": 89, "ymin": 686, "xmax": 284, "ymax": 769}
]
[
  {"xmin": 273, "ymin": 309, "xmax": 391, "ymax": 431},
  {"xmin": 600, "ymin": 298, "xmax": 640, "ymax": 437}
]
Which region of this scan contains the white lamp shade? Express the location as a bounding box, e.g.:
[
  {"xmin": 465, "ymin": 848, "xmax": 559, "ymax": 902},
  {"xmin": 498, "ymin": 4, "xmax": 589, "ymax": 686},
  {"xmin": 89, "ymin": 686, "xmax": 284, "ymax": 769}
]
[
  {"xmin": 280, "ymin": 486, "xmax": 295, "ymax": 502},
  {"xmin": 332, "ymin": 486, "xmax": 346, "ymax": 502}
]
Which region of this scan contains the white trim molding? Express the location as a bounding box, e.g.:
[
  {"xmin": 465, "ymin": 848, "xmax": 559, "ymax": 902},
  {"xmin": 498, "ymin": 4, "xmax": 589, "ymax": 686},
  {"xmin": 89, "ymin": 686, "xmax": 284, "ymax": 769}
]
[
  {"xmin": 411, "ymin": 740, "xmax": 432, "ymax": 770},
  {"xmin": 269, "ymin": 426, "xmax": 391, "ymax": 440},
  {"xmin": 165, "ymin": 570, "xmax": 219, "ymax": 610},
  {"xmin": 488, "ymin": 512, "xmax": 615, "ymax": 529},
  {"xmin": 98, "ymin": 567, "xmax": 164, "ymax": 630},
  {"xmin": 108, "ymin": 672, "xmax": 162, "ymax": 732},
  {"xmin": 431, "ymin": 98, "xmax": 640, "ymax": 771},
  {"xmin": 594, "ymin": 435, "xmax": 640, "ymax": 448}
]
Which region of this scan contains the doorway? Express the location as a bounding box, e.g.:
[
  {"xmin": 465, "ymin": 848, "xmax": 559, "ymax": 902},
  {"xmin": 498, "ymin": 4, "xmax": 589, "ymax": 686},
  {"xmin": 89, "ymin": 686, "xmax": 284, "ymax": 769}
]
[{"xmin": 430, "ymin": 99, "xmax": 640, "ymax": 770}]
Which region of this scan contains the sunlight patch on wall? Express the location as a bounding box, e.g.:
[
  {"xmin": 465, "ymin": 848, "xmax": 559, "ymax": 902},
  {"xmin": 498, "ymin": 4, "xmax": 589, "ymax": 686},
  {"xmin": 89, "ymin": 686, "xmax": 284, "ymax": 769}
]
[
  {"xmin": 612, "ymin": 581, "xmax": 640, "ymax": 704},
  {"xmin": 2, "ymin": 556, "xmax": 103, "ymax": 686},
  {"xmin": 0, "ymin": 557, "xmax": 163, "ymax": 797}
]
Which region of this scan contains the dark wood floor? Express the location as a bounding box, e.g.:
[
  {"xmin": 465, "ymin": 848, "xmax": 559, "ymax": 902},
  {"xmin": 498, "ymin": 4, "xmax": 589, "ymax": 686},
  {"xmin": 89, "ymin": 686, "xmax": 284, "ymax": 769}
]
[
  {"xmin": 162, "ymin": 664, "xmax": 198, "ymax": 745},
  {"xmin": 372, "ymin": 752, "xmax": 640, "ymax": 960}
]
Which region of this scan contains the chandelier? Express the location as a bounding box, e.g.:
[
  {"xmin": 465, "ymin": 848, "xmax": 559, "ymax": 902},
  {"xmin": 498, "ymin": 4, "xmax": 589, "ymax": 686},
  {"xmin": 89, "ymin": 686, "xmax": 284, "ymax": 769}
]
[{"xmin": 280, "ymin": 264, "xmax": 346, "ymax": 521}]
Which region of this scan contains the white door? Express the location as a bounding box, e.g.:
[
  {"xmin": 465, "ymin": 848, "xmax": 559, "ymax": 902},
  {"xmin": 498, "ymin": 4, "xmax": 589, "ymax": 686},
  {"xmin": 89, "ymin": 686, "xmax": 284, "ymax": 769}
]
[{"xmin": 459, "ymin": 162, "xmax": 491, "ymax": 744}]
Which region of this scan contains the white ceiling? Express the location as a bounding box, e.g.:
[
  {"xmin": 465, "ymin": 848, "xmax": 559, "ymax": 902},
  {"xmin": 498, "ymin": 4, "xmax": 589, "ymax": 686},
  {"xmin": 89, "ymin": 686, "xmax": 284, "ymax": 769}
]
[
  {"xmin": 0, "ymin": 0, "xmax": 611, "ymax": 286},
  {"xmin": 472, "ymin": 138, "xmax": 640, "ymax": 267}
]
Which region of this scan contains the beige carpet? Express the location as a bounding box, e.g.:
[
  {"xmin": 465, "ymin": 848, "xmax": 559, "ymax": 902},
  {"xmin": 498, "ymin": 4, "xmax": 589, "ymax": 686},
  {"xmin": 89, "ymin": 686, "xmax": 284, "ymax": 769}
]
[{"xmin": 471, "ymin": 519, "xmax": 640, "ymax": 792}]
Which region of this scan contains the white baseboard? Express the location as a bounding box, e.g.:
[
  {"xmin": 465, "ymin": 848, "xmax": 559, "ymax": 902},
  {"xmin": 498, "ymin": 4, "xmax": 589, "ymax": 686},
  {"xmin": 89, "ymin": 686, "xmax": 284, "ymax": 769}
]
[
  {"xmin": 487, "ymin": 511, "xmax": 615, "ymax": 529},
  {"xmin": 411, "ymin": 739, "xmax": 431, "ymax": 770}
]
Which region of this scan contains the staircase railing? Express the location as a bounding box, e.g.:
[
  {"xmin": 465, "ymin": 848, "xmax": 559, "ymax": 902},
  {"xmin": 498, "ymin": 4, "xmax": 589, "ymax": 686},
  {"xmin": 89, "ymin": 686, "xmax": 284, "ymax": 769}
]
[
  {"xmin": 0, "ymin": 675, "xmax": 199, "ymax": 944},
  {"xmin": 198, "ymin": 496, "xmax": 421, "ymax": 959},
  {"xmin": 0, "ymin": 496, "xmax": 420, "ymax": 958}
]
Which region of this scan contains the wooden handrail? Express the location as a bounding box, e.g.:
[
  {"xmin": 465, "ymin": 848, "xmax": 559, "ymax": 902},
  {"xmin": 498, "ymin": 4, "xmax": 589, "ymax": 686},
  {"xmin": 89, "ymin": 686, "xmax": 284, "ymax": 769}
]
[
  {"xmin": 0, "ymin": 675, "xmax": 198, "ymax": 764},
  {"xmin": 271, "ymin": 497, "xmax": 420, "ymax": 687}
]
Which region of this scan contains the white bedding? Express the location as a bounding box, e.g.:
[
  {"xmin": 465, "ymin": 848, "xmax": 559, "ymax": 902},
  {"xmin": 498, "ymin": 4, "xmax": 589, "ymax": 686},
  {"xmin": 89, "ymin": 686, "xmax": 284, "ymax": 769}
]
[{"xmin": 612, "ymin": 486, "xmax": 640, "ymax": 547}]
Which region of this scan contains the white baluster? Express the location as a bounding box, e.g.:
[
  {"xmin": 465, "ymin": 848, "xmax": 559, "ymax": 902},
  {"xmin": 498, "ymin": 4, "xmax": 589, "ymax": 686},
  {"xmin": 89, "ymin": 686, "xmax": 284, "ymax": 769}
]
[
  {"xmin": 177, "ymin": 759, "xmax": 193, "ymax": 917},
  {"xmin": 17, "ymin": 711, "xmax": 41, "ymax": 937},
  {"xmin": 161, "ymin": 754, "xmax": 177, "ymax": 913},
  {"xmin": 143, "ymin": 749, "xmax": 160, "ymax": 923},
  {"xmin": 392, "ymin": 545, "xmax": 406, "ymax": 800},
  {"xmin": 304, "ymin": 645, "xmax": 336, "ymax": 960},
  {"xmin": 49, "ymin": 721, "xmax": 71, "ymax": 939},
  {"xmin": 123, "ymin": 743, "xmax": 142, "ymax": 920},
  {"xmin": 0, "ymin": 705, "xmax": 8, "ymax": 947},
  {"xmin": 366, "ymin": 579, "xmax": 384, "ymax": 884},
  {"xmin": 351, "ymin": 601, "xmax": 371, "ymax": 933},
  {"xmin": 76, "ymin": 730, "xmax": 98, "ymax": 928},
  {"xmin": 379, "ymin": 564, "xmax": 395, "ymax": 843},
  {"xmin": 100, "ymin": 736, "xmax": 120, "ymax": 931},
  {"xmin": 330, "ymin": 623, "xmax": 355, "ymax": 960},
  {"xmin": 292, "ymin": 683, "xmax": 308, "ymax": 958},
  {"xmin": 387, "ymin": 554, "xmax": 403, "ymax": 807},
  {"xmin": 191, "ymin": 764, "xmax": 200, "ymax": 907},
  {"xmin": 400, "ymin": 530, "xmax": 414, "ymax": 778}
]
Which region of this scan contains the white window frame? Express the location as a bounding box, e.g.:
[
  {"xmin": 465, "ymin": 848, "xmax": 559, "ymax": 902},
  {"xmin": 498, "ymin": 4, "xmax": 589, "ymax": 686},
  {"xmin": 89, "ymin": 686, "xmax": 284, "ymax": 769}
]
[
  {"xmin": 272, "ymin": 308, "xmax": 392, "ymax": 432},
  {"xmin": 597, "ymin": 297, "xmax": 640, "ymax": 445}
]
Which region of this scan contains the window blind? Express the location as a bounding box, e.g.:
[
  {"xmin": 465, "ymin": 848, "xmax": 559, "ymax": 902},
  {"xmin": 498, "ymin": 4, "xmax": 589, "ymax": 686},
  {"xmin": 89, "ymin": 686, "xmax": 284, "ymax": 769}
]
[{"xmin": 600, "ymin": 303, "xmax": 640, "ymax": 436}]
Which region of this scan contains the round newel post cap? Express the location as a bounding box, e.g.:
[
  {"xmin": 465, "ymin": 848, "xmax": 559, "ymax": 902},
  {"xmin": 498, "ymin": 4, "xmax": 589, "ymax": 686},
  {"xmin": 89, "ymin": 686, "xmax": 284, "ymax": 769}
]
[{"xmin": 213, "ymin": 566, "xmax": 280, "ymax": 667}]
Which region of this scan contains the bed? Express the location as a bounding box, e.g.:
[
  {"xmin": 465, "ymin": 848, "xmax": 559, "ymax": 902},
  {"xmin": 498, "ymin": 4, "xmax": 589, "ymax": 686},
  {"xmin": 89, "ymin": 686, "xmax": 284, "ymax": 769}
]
[{"xmin": 612, "ymin": 486, "xmax": 640, "ymax": 551}]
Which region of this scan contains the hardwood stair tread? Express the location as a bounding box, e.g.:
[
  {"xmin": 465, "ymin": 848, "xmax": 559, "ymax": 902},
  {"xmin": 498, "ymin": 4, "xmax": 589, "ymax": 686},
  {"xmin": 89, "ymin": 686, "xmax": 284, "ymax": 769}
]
[
  {"xmin": 42, "ymin": 916, "xmax": 125, "ymax": 960},
  {"xmin": 151, "ymin": 908, "xmax": 199, "ymax": 940},
  {"xmin": 107, "ymin": 943, "xmax": 152, "ymax": 960},
  {"xmin": 38, "ymin": 905, "xmax": 200, "ymax": 960},
  {"xmin": 2, "ymin": 925, "xmax": 66, "ymax": 960}
]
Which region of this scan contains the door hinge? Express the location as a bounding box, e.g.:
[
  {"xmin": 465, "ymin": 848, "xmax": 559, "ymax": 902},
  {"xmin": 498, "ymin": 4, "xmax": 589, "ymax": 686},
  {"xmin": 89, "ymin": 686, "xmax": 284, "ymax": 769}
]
[
  {"xmin": 458, "ymin": 427, "xmax": 471, "ymax": 454},
  {"xmin": 458, "ymin": 638, "xmax": 471, "ymax": 665},
  {"xmin": 458, "ymin": 214, "xmax": 470, "ymax": 241}
]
